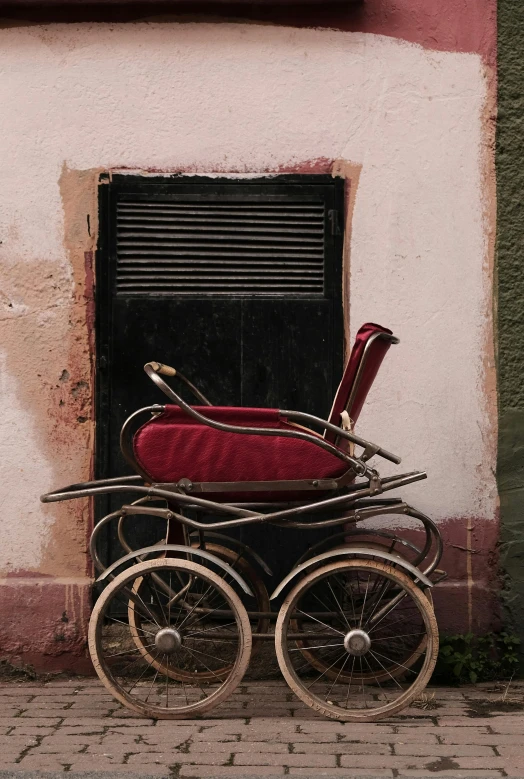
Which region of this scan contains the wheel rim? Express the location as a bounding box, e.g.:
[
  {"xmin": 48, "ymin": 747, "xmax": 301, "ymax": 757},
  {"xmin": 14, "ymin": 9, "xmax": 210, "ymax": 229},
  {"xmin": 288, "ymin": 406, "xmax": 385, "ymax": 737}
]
[
  {"xmin": 128, "ymin": 544, "xmax": 269, "ymax": 682},
  {"xmin": 89, "ymin": 558, "xmax": 251, "ymax": 718},
  {"xmin": 289, "ymin": 545, "xmax": 433, "ymax": 684},
  {"xmin": 276, "ymin": 559, "xmax": 438, "ymax": 721}
]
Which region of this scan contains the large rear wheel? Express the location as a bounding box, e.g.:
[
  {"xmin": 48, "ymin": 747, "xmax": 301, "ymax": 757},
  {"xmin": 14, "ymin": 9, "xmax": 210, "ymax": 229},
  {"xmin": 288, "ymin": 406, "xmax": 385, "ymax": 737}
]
[{"xmin": 275, "ymin": 558, "xmax": 438, "ymax": 721}]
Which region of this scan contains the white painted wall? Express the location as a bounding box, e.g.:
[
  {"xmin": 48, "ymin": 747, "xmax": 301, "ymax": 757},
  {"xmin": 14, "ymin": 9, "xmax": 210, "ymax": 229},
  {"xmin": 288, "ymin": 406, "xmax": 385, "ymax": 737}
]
[{"xmin": 0, "ymin": 22, "xmax": 495, "ymax": 573}]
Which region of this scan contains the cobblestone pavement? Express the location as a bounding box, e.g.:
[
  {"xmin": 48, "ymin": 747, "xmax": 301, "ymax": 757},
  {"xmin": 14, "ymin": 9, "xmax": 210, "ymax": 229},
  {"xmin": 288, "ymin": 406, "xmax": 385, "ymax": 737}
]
[{"xmin": 0, "ymin": 679, "xmax": 523, "ymax": 778}]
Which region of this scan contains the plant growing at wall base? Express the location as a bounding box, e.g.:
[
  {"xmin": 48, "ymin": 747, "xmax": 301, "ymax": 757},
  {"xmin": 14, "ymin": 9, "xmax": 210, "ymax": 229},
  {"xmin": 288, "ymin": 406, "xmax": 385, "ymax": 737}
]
[{"xmin": 434, "ymin": 632, "xmax": 521, "ymax": 684}]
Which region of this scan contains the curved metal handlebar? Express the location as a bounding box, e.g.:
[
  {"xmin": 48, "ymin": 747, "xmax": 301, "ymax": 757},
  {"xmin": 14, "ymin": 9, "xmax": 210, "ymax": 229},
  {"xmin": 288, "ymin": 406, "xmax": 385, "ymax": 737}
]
[
  {"xmin": 282, "ymin": 410, "xmax": 402, "ymax": 465},
  {"xmin": 143, "ymin": 363, "xmax": 370, "ymax": 476},
  {"xmin": 146, "ymin": 361, "xmax": 177, "ymax": 377},
  {"xmin": 144, "ymin": 363, "xmax": 401, "ymax": 468},
  {"xmin": 145, "ymin": 362, "xmax": 212, "ymax": 406}
]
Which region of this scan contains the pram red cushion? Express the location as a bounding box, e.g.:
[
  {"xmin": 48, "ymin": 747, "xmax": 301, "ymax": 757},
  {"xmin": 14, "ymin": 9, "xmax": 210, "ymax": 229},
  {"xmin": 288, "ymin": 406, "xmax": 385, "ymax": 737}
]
[
  {"xmin": 134, "ymin": 407, "xmax": 348, "ymax": 498},
  {"xmin": 133, "ymin": 322, "xmax": 394, "ymax": 500}
]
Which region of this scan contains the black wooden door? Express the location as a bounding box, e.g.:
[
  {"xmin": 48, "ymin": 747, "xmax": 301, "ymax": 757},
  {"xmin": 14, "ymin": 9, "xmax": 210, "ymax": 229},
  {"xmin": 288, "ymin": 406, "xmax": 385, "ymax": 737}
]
[{"xmin": 96, "ymin": 174, "xmax": 344, "ymax": 579}]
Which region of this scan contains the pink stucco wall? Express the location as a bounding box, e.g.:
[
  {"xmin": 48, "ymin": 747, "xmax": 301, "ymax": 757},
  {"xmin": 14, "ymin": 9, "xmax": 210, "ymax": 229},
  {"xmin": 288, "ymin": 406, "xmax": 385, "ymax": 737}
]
[{"xmin": 0, "ymin": 1, "xmax": 497, "ymax": 670}]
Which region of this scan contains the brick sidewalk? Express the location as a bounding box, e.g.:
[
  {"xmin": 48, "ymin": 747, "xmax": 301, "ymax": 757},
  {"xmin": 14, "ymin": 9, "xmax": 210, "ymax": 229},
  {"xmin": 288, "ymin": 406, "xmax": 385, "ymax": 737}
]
[{"xmin": 0, "ymin": 679, "xmax": 523, "ymax": 777}]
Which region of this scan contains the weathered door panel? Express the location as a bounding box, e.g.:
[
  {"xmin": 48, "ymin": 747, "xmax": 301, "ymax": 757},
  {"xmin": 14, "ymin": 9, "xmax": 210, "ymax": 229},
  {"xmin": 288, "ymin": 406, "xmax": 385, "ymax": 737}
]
[{"xmin": 96, "ymin": 174, "xmax": 344, "ymax": 578}]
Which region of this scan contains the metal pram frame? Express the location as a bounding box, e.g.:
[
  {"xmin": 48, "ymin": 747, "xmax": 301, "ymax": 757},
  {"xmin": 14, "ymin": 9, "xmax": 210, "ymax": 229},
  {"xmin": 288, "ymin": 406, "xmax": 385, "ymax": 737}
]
[{"xmin": 42, "ymin": 327, "xmax": 446, "ymax": 722}]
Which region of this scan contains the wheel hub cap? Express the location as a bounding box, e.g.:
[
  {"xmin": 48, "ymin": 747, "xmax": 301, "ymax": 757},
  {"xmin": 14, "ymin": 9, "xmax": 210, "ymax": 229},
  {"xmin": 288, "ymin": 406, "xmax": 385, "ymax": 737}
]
[
  {"xmin": 343, "ymin": 629, "xmax": 371, "ymax": 656},
  {"xmin": 154, "ymin": 627, "xmax": 182, "ymax": 654}
]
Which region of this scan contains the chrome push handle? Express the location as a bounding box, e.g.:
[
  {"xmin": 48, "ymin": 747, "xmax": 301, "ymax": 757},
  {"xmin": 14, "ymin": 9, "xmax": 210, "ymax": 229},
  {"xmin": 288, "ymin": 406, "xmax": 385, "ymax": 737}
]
[
  {"xmin": 145, "ymin": 361, "xmax": 177, "ymax": 377},
  {"xmin": 145, "ymin": 362, "xmax": 212, "ymax": 406}
]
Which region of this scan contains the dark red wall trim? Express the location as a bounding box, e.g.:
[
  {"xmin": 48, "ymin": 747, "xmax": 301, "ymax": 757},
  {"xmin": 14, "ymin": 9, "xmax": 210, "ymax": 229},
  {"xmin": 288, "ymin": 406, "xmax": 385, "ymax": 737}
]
[{"xmin": 0, "ymin": 0, "xmax": 496, "ymax": 65}]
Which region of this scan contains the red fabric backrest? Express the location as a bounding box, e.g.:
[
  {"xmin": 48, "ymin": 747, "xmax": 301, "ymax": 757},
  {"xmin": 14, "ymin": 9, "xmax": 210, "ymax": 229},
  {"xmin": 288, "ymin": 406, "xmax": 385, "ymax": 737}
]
[{"xmin": 325, "ymin": 322, "xmax": 394, "ymax": 442}]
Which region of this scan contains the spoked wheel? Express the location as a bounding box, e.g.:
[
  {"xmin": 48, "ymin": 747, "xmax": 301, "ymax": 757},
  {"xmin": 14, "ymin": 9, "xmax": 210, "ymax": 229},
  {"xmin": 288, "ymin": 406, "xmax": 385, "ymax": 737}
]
[
  {"xmin": 89, "ymin": 558, "xmax": 251, "ymax": 718},
  {"xmin": 289, "ymin": 545, "xmax": 433, "ymax": 684},
  {"xmin": 275, "ymin": 559, "xmax": 438, "ymax": 721},
  {"xmin": 128, "ymin": 544, "xmax": 269, "ymax": 682}
]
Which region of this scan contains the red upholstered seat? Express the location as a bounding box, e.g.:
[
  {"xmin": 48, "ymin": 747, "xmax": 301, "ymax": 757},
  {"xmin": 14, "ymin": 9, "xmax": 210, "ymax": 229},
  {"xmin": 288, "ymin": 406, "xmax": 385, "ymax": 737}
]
[
  {"xmin": 133, "ymin": 323, "xmax": 394, "ymax": 501},
  {"xmin": 133, "ymin": 407, "xmax": 348, "ymax": 499},
  {"xmin": 326, "ymin": 322, "xmax": 394, "ymax": 442}
]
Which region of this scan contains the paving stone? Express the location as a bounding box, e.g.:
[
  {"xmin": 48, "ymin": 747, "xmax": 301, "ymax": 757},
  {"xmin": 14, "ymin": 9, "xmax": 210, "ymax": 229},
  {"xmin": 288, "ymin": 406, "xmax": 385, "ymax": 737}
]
[
  {"xmin": 128, "ymin": 752, "xmax": 229, "ymax": 765},
  {"xmin": 440, "ymin": 733, "xmax": 523, "ymax": 745},
  {"xmin": 395, "ymin": 743, "xmax": 496, "ymax": 756},
  {"xmin": 2, "ymin": 717, "xmax": 62, "ymax": 727},
  {"xmin": 40, "ymin": 734, "xmax": 104, "ymax": 745},
  {"xmin": 192, "ymin": 741, "xmax": 290, "ymax": 753},
  {"xmin": 141, "ymin": 732, "xmax": 199, "ymax": 746},
  {"xmin": 17, "ymin": 757, "xmax": 71, "ymax": 769},
  {"xmin": 387, "ymin": 732, "xmax": 440, "ymax": 744},
  {"xmin": 70, "ymin": 764, "xmax": 171, "ymax": 775},
  {"xmin": 278, "ymin": 733, "xmax": 345, "ymax": 743},
  {"xmin": 425, "ymin": 757, "xmax": 509, "ymax": 770},
  {"xmin": 0, "ymin": 678, "xmax": 523, "ymax": 776},
  {"xmin": 497, "ymin": 745, "xmax": 524, "ymax": 756},
  {"xmin": 179, "ymin": 767, "xmax": 285, "ymax": 777},
  {"xmin": 235, "ymin": 753, "xmax": 338, "ymax": 767},
  {"xmin": 7, "ymin": 726, "xmax": 58, "ymax": 736},
  {"xmin": 293, "ymin": 742, "xmax": 391, "ymax": 755},
  {"xmin": 288, "ymin": 770, "xmax": 393, "ymax": 777},
  {"xmin": 340, "ymin": 755, "xmax": 415, "ymax": 769},
  {"xmin": 30, "ymin": 743, "xmax": 88, "ymax": 755},
  {"xmin": 399, "ymin": 772, "xmax": 503, "ymax": 778}
]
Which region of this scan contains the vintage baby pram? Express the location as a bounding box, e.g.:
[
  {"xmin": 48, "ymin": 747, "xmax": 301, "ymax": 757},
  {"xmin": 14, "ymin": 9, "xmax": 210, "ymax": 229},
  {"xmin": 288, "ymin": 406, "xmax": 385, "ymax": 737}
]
[{"xmin": 42, "ymin": 322, "xmax": 444, "ymax": 722}]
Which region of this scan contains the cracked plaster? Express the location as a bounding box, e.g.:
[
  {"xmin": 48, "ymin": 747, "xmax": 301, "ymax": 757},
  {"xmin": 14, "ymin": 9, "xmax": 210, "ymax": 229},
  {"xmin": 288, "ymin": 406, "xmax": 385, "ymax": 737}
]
[{"xmin": 0, "ymin": 23, "xmax": 496, "ymax": 588}]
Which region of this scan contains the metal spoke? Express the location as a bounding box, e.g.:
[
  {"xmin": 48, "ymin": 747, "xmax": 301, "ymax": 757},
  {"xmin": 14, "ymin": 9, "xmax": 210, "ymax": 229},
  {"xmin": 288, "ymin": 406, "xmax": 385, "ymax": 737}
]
[
  {"xmin": 109, "ymin": 615, "xmax": 156, "ymax": 638},
  {"xmin": 305, "ymin": 651, "xmax": 348, "ymax": 690},
  {"xmin": 168, "ymin": 573, "xmax": 172, "ymax": 626},
  {"xmin": 368, "ymin": 601, "xmax": 414, "ymax": 634},
  {"xmin": 129, "ymin": 586, "xmax": 164, "ymax": 630},
  {"xmin": 327, "ymin": 580, "xmax": 352, "ymax": 631},
  {"xmin": 186, "ymin": 637, "xmax": 237, "ymax": 645},
  {"xmin": 105, "ymin": 643, "xmax": 157, "ymax": 659},
  {"xmin": 178, "ymin": 588, "xmax": 231, "ymax": 632},
  {"xmin": 177, "ymin": 583, "xmax": 215, "ymax": 630},
  {"xmin": 289, "ymin": 642, "xmax": 344, "ymax": 652},
  {"xmin": 296, "ymin": 609, "xmax": 345, "ymax": 636},
  {"xmin": 147, "ymin": 578, "xmax": 169, "ymax": 627},
  {"xmin": 371, "ymin": 648, "xmax": 419, "ymax": 675},
  {"xmin": 359, "ymin": 574, "xmax": 371, "ymax": 629},
  {"xmin": 362, "ymin": 577, "xmax": 393, "ymax": 628},
  {"xmin": 368, "ymin": 650, "xmax": 404, "ymax": 690},
  {"xmin": 369, "ymin": 611, "xmax": 421, "ymax": 635},
  {"xmin": 180, "ymin": 672, "xmax": 189, "ymax": 707},
  {"xmin": 186, "ymin": 620, "xmax": 238, "ymax": 637},
  {"xmin": 333, "ymin": 573, "xmax": 358, "ymax": 626},
  {"xmin": 125, "ymin": 655, "xmax": 158, "ymax": 694},
  {"xmin": 359, "ymin": 656, "xmax": 367, "ymax": 708},
  {"xmin": 182, "ymin": 643, "xmax": 233, "ymax": 665},
  {"xmin": 324, "ymin": 654, "xmax": 350, "ymax": 702},
  {"xmin": 165, "ymin": 655, "xmax": 170, "ymax": 708},
  {"xmin": 362, "ymin": 653, "xmax": 391, "ymax": 702},
  {"xmin": 310, "ymin": 587, "xmax": 342, "ymax": 623},
  {"xmin": 181, "ymin": 645, "xmax": 225, "ymax": 683},
  {"xmin": 344, "ymin": 655, "xmax": 356, "ymax": 709},
  {"xmin": 372, "ymin": 631, "xmax": 425, "ymax": 642},
  {"xmin": 143, "ymin": 664, "xmax": 161, "ymax": 703}
]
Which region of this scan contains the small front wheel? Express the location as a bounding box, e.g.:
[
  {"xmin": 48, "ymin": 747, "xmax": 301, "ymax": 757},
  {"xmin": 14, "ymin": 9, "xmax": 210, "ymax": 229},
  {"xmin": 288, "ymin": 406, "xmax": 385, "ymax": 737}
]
[
  {"xmin": 275, "ymin": 558, "xmax": 438, "ymax": 722},
  {"xmin": 89, "ymin": 558, "xmax": 252, "ymax": 719}
]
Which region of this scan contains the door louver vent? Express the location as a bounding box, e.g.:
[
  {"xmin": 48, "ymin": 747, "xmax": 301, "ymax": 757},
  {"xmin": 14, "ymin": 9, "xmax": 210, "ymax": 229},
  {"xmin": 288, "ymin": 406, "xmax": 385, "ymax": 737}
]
[{"xmin": 116, "ymin": 199, "xmax": 325, "ymax": 296}]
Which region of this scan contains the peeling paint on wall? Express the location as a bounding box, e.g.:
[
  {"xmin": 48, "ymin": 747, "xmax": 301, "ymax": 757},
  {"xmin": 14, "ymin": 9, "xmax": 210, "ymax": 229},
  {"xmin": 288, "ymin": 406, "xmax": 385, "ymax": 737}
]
[{"xmin": 0, "ymin": 22, "xmax": 498, "ymax": 663}]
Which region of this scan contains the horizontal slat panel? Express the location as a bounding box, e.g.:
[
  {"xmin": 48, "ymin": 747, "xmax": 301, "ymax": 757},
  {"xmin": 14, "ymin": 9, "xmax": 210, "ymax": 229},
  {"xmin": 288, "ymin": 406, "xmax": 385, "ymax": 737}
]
[{"xmin": 116, "ymin": 197, "xmax": 325, "ymax": 296}]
